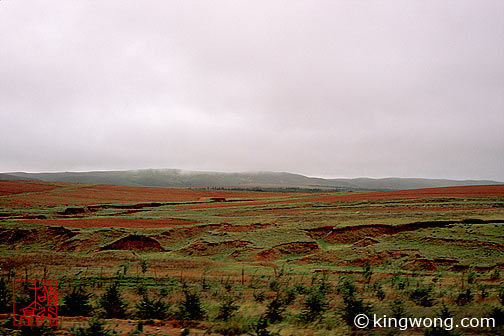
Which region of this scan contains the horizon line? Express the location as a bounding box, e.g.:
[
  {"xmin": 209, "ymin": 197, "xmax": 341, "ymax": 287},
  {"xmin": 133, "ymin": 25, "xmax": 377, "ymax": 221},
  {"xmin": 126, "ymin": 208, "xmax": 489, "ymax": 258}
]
[{"xmin": 2, "ymin": 168, "xmax": 503, "ymax": 183}]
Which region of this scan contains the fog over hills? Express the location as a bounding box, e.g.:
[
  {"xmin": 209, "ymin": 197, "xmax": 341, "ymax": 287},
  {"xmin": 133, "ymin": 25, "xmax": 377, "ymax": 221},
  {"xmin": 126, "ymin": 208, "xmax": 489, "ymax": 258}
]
[
  {"xmin": 1, "ymin": 169, "xmax": 501, "ymax": 192},
  {"xmin": 1, "ymin": 2, "xmax": 503, "ymax": 181}
]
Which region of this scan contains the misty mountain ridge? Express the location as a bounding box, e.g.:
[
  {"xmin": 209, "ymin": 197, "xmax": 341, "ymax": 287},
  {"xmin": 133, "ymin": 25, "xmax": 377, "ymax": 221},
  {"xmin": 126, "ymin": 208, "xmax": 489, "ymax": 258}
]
[{"xmin": 1, "ymin": 169, "xmax": 502, "ymax": 192}]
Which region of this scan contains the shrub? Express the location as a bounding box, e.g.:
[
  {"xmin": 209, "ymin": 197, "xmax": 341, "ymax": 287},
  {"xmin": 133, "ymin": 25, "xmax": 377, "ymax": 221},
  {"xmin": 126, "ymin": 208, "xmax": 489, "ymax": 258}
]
[
  {"xmin": 61, "ymin": 287, "xmax": 93, "ymax": 316},
  {"xmin": 374, "ymin": 281, "xmax": 386, "ymax": 301},
  {"xmin": 362, "ymin": 264, "xmax": 373, "ymax": 285},
  {"xmin": 339, "ymin": 279, "xmax": 373, "ymax": 326},
  {"xmin": 455, "ymin": 288, "xmax": 473, "ymax": 306},
  {"xmin": 314, "ymin": 272, "xmax": 330, "ymax": 295},
  {"xmin": 283, "ymin": 287, "xmax": 297, "ymax": 305},
  {"xmin": 478, "ymin": 284, "xmax": 489, "ymax": 299},
  {"xmin": 70, "ymin": 317, "xmax": 116, "ymax": 336},
  {"xmin": 251, "ymin": 315, "xmax": 278, "ymax": 336},
  {"xmin": 99, "ymin": 282, "xmax": 127, "ymax": 318},
  {"xmin": 269, "ymin": 279, "xmax": 279, "ymax": 292},
  {"xmin": 264, "ymin": 293, "xmax": 286, "ymax": 323},
  {"xmin": 490, "ymin": 268, "xmax": 500, "ymax": 281},
  {"xmin": 159, "ymin": 287, "xmax": 171, "ymax": 297},
  {"xmin": 294, "ymin": 283, "xmax": 309, "ymax": 295},
  {"xmin": 14, "ymin": 293, "xmax": 33, "ymax": 314},
  {"xmin": 424, "ymin": 304, "xmax": 457, "ymax": 336},
  {"xmin": 20, "ymin": 325, "xmax": 56, "ymax": 336},
  {"xmin": 337, "ymin": 278, "xmax": 357, "ymax": 297},
  {"xmin": 299, "ymin": 287, "xmax": 328, "ymax": 323},
  {"xmin": 140, "ymin": 260, "xmax": 148, "ymax": 275},
  {"xmin": 0, "ymin": 278, "xmax": 10, "ymax": 313},
  {"xmin": 206, "ymin": 322, "xmax": 245, "ymax": 336},
  {"xmin": 498, "ymin": 283, "xmax": 504, "ymax": 306},
  {"xmin": 135, "ymin": 283, "xmax": 147, "ymax": 296},
  {"xmin": 409, "ymin": 285, "xmax": 435, "ymax": 307},
  {"xmin": 135, "ymin": 294, "xmax": 168, "ymax": 320},
  {"xmin": 467, "ymin": 270, "xmax": 477, "ymax": 284},
  {"xmin": 253, "ymin": 291, "xmax": 266, "ymax": 303},
  {"xmin": 489, "ymin": 306, "xmax": 504, "ymax": 327},
  {"xmin": 390, "ymin": 298, "xmax": 409, "ymax": 319},
  {"xmin": 390, "ymin": 273, "xmax": 410, "ymax": 291},
  {"xmin": 216, "ymin": 296, "xmax": 239, "ymax": 321},
  {"xmin": 397, "ymin": 278, "xmax": 409, "ymax": 291},
  {"xmin": 177, "ymin": 286, "xmax": 205, "ymax": 321},
  {"xmin": 224, "ymin": 281, "xmax": 233, "ymax": 292},
  {"xmin": 2, "ymin": 317, "xmax": 57, "ymax": 336}
]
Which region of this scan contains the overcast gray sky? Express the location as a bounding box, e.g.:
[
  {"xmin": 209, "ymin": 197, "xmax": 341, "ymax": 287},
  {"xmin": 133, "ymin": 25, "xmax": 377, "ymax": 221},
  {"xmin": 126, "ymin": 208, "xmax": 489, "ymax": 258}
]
[{"xmin": 1, "ymin": 1, "xmax": 503, "ymax": 180}]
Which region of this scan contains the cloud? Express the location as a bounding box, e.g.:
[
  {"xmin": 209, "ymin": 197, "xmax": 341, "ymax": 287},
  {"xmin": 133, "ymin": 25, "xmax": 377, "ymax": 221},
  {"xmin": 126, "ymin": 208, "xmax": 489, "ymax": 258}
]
[{"xmin": 1, "ymin": 0, "xmax": 503, "ymax": 180}]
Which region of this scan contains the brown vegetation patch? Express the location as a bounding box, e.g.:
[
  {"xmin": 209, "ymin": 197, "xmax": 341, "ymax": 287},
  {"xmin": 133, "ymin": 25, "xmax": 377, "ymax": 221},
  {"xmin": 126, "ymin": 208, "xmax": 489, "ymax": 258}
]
[
  {"xmin": 178, "ymin": 185, "xmax": 504, "ymax": 210},
  {"xmin": 301, "ymin": 226, "xmax": 334, "ymax": 239},
  {"xmin": 58, "ymin": 206, "xmax": 98, "ymax": 215},
  {"xmin": 100, "ymin": 234, "xmax": 165, "ymax": 252},
  {"xmin": 473, "ymin": 265, "xmax": 498, "ymax": 272},
  {"xmin": 209, "ymin": 197, "xmax": 227, "ymax": 202},
  {"xmin": 0, "ymin": 226, "xmax": 76, "ymax": 249},
  {"xmin": 2, "ymin": 181, "xmax": 502, "ymax": 208},
  {"xmin": 255, "ymin": 241, "xmax": 320, "ymax": 261},
  {"xmin": 0, "ymin": 181, "xmax": 59, "ymax": 196},
  {"xmin": 433, "ymin": 257, "xmax": 459, "ymax": 265},
  {"xmin": 306, "ymin": 219, "xmax": 500, "ymax": 244},
  {"xmin": 0, "ymin": 181, "xmax": 292, "ymax": 206},
  {"xmin": 338, "ymin": 250, "xmax": 483, "ymax": 272},
  {"xmin": 22, "ymin": 218, "xmax": 199, "ymax": 228},
  {"xmin": 299, "ymin": 185, "xmax": 504, "ymax": 203},
  {"xmin": 325, "ymin": 224, "xmax": 398, "ymax": 243},
  {"xmin": 0, "ymin": 212, "xmax": 47, "ymax": 220}
]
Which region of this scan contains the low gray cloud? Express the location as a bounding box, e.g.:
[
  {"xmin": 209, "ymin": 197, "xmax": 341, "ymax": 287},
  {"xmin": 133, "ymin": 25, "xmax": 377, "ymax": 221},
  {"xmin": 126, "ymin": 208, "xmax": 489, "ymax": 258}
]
[{"xmin": 1, "ymin": 0, "xmax": 503, "ymax": 180}]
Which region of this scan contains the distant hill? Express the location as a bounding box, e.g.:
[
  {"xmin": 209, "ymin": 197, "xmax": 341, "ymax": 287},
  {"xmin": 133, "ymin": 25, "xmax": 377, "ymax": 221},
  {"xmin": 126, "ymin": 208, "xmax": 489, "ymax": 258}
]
[
  {"xmin": 0, "ymin": 173, "xmax": 40, "ymax": 181},
  {"xmin": 2, "ymin": 169, "xmax": 502, "ymax": 192}
]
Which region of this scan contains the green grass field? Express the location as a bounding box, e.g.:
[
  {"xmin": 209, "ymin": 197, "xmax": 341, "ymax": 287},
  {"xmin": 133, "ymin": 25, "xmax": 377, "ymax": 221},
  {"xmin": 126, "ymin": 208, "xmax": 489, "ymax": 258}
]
[{"xmin": 0, "ymin": 181, "xmax": 503, "ymax": 335}]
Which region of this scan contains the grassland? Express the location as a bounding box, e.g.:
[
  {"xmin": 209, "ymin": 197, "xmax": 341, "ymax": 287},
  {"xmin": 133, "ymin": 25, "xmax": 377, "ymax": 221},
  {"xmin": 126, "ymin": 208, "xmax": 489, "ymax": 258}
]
[{"xmin": 0, "ymin": 181, "xmax": 503, "ymax": 335}]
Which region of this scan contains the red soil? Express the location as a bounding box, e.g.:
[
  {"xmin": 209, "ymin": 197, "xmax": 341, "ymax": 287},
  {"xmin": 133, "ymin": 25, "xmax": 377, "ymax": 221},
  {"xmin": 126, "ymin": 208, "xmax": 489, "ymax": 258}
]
[
  {"xmin": 22, "ymin": 218, "xmax": 199, "ymax": 228},
  {"xmin": 0, "ymin": 181, "xmax": 58, "ymax": 196},
  {"xmin": 0, "ymin": 181, "xmax": 292, "ymax": 206},
  {"xmin": 100, "ymin": 234, "xmax": 165, "ymax": 252},
  {"xmin": 315, "ymin": 184, "xmax": 504, "ymax": 201},
  {"xmin": 3, "ymin": 181, "xmax": 501, "ymax": 209},
  {"xmin": 177, "ymin": 185, "xmax": 504, "ymax": 210},
  {"xmin": 305, "ymin": 220, "xmax": 468, "ymax": 243}
]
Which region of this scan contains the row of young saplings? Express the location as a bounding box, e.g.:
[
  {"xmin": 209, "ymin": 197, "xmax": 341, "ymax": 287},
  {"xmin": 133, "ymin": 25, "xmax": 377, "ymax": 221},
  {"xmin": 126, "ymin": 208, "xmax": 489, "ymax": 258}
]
[{"xmin": 1, "ymin": 265, "xmax": 503, "ymax": 335}]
